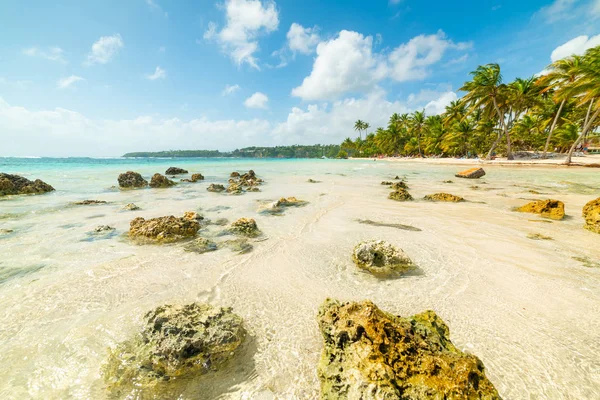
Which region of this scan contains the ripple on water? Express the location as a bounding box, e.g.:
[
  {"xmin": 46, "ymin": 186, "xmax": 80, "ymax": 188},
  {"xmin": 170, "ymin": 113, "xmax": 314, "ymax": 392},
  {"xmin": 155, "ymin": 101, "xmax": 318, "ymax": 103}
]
[{"xmin": 0, "ymin": 262, "xmax": 46, "ymax": 285}]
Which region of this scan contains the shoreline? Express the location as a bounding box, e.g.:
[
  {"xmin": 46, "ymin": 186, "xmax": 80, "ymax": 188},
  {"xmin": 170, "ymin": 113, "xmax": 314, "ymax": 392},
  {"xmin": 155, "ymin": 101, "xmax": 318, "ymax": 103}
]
[{"xmin": 351, "ymin": 154, "xmax": 600, "ymax": 168}]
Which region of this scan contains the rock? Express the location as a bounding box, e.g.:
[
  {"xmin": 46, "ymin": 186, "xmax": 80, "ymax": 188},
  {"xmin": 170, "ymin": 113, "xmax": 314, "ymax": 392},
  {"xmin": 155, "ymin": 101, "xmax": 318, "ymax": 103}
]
[
  {"xmin": 352, "ymin": 240, "xmax": 413, "ymax": 277},
  {"xmin": 423, "ymin": 193, "xmax": 465, "ymax": 202},
  {"xmin": 0, "ymin": 229, "xmax": 14, "ymax": 235},
  {"xmin": 149, "ymin": 173, "xmax": 176, "ymax": 188},
  {"xmin": 389, "ymin": 189, "xmax": 413, "ymax": 201},
  {"xmin": 117, "ymin": 171, "xmax": 148, "ymax": 188},
  {"xmin": 247, "ymin": 187, "xmax": 260, "ymax": 192},
  {"xmin": 123, "ymin": 203, "xmax": 140, "ymax": 211},
  {"xmin": 0, "ymin": 173, "xmax": 55, "ymax": 196},
  {"xmin": 223, "ymin": 238, "xmax": 254, "ymax": 254},
  {"xmin": 129, "ymin": 215, "xmax": 200, "ymax": 243},
  {"xmin": 103, "ymin": 303, "xmax": 245, "ymax": 396},
  {"xmin": 93, "ymin": 225, "xmax": 115, "ymax": 233},
  {"xmin": 357, "ymin": 219, "xmax": 422, "ymax": 232},
  {"xmin": 516, "ymin": 199, "xmax": 565, "ymax": 220},
  {"xmin": 527, "ymin": 233, "xmax": 553, "ymax": 240},
  {"xmin": 391, "ymin": 181, "xmax": 408, "ymax": 190},
  {"xmin": 191, "ymin": 173, "xmax": 204, "ymax": 182},
  {"xmin": 165, "ymin": 167, "xmax": 188, "ymax": 175},
  {"xmin": 207, "ymin": 183, "xmax": 226, "ymax": 193},
  {"xmin": 455, "ymin": 167, "xmax": 486, "ymax": 179},
  {"xmin": 308, "ymin": 179, "xmax": 320, "ymax": 183},
  {"xmin": 230, "ymin": 172, "xmax": 241, "ymax": 178},
  {"xmin": 73, "ymin": 200, "xmax": 108, "ymax": 205},
  {"xmin": 381, "ymin": 181, "xmax": 393, "ymax": 185},
  {"xmin": 229, "ymin": 218, "xmax": 260, "ymax": 237},
  {"xmin": 528, "ymin": 190, "xmax": 541, "ymax": 195},
  {"xmin": 183, "ymin": 211, "xmax": 203, "ymax": 221},
  {"xmin": 227, "ymin": 183, "xmax": 244, "ymax": 195},
  {"xmin": 276, "ymin": 197, "xmax": 308, "ymax": 207},
  {"xmin": 317, "ymin": 299, "xmax": 501, "ymax": 400},
  {"xmin": 582, "ymin": 197, "xmax": 600, "ymax": 234},
  {"xmin": 443, "ymin": 180, "xmax": 454, "ymax": 183},
  {"xmin": 231, "ymin": 170, "xmax": 263, "ymax": 188},
  {"xmin": 184, "ymin": 237, "xmax": 218, "ymax": 254}
]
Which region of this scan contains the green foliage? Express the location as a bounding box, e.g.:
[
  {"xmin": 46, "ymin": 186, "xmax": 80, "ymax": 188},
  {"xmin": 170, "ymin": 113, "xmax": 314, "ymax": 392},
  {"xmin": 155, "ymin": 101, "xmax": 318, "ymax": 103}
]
[{"xmin": 123, "ymin": 145, "xmax": 341, "ymax": 159}]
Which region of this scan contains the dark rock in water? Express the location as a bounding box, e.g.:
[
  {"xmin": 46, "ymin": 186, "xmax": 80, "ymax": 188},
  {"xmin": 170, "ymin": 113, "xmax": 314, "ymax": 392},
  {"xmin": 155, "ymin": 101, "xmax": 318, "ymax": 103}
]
[
  {"xmin": 229, "ymin": 170, "xmax": 263, "ymax": 188},
  {"xmin": 247, "ymin": 187, "xmax": 260, "ymax": 192},
  {"xmin": 103, "ymin": 303, "xmax": 245, "ymax": 397},
  {"xmin": 223, "ymin": 238, "xmax": 253, "ymax": 254},
  {"xmin": 352, "ymin": 240, "xmax": 413, "ymax": 277},
  {"xmin": 516, "ymin": 199, "xmax": 565, "ymax": 220},
  {"xmin": 381, "ymin": 181, "xmax": 393, "ymax": 185},
  {"xmin": 0, "ymin": 228, "xmax": 14, "ymax": 236},
  {"xmin": 73, "ymin": 200, "xmax": 108, "ymax": 205},
  {"xmin": 308, "ymin": 178, "xmax": 320, "ymax": 183},
  {"xmin": 93, "ymin": 225, "xmax": 115, "ymax": 233},
  {"xmin": 389, "ymin": 189, "xmax": 413, "ymax": 201},
  {"xmin": 184, "ymin": 237, "xmax": 218, "ymax": 254},
  {"xmin": 455, "ymin": 167, "xmax": 486, "ymax": 179},
  {"xmin": 572, "ymin": 256, "xmax": 600, "ymax": 268},
  {"xmin": 317, "ymin": 299, "xmax": 501, "ymax": 399},
  {"xmin": 583, "ymin": 197, "xmax": 600, "ymax": 234},
  {"xmin": 123, "ymin": 203, "xmax": 140, "ymax": 211},
  {"xmin": 0, "ymin": 173, "xmax": 55, "ymax": 196},
  {"xmin": 259, "ymin": 197, "xmax": 308, "ymax": 215},
  {"xmin": 356, "ymin": 219, "xmax": 421, "ymax": 232},
  {"xmin": 394, "ymin": 175, "xmax": 401, "ymax": 180},
  {"xmin": 391, "ymin": 181, "xmax": 408, "ymax": 190},
  {"xmin": 443, "ymin": 180, "xmax": 454, "ymax": 183},
  {"xmin": 191, "ymin": 173, "xmax": 204, "ymax": 182},
  {"xmin": 150, "ymin": 173, "xmax": 177, "ymax": 188},
  {"xmin": 227, "ymin": 183, "xmax": 244, "ymax": 195},
  {"xmin": 207, "ymin": 184, "xmax": 226, "ymax": 193},
  {"xmin": 423, "ymin": 193, "xmax": 464, "ymax": 202},
  {"xmin": 117, "ymin": 171, "xmax": 148, "ymax": 188},
  {"xmin": 228, "ymin": 218, "xmax": 261, "ymax": 237},
  {"xmin": 527, "ymin": 233, "xmax": 553, "ymax": 240},
  {"xmin": 129, "ymin": 215, "xmax": 200, "ymax": 243},
  {"xmin": 230, "ymin": 172, "xmax": 241, "ymax": 178},
  {"xmin": 165, "ymin": 167, "xmax": 188, "ymax": 175}
]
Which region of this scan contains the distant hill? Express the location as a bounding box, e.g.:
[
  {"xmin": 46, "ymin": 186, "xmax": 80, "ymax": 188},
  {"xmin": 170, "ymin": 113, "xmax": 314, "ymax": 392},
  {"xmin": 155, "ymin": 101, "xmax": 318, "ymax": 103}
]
[{"xmin": 123, "ymin": 145, "xmax": 341, "ymax": 159}]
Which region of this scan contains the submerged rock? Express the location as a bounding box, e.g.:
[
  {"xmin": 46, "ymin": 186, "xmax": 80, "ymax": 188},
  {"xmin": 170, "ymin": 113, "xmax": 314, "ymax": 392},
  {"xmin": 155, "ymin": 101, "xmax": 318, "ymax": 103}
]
[
  {"xmin": 184, "ymin": 237, "xmax": 218, "ymax": 254},
  {"xmin": 317, "ymin": 299, "xmax": 501, "ymax": 399},
  {"xmin": 389, "ymin": 189, "xmax": 413, "ymax": 201},
  {"xmin": 394, "ymin": 175, "xmax": 401, "ymax": 180},
  {"xmin": 381, "ymin": 181, "xmax": 393, "ymax": 186},
  {"xmin": 356, "ymin": 219, "xmax": 421, "ymax": 232},
  {"xmin": 308, "ymin": 178, "xmax": 320, "ymax": 183},
  {"xmin": 228, "ymin": 218, "xmax": 261, "ymax": 237},
  {"xmin": 0, "ymin": 173, "xmax": 55, "ymax": 196},
  {"xmin": 276, "ymin": 197, "xmax": 307, "ymax": 207},
  {"xmin": 191, "ymin": 173, "xmax": 204, "ymax": 182},
  {"xmin": 73, "ymin": 200, "xmax": 108, "ymax": 205},
  {"xmin": 230, "ymin": 171, "xmax": 241, "ymax": 178},
  {"xmin": 129, "ymin": 215, "xmax": 200, "ymax": 243},
  {"xmin": 222, "ymin": 238, "xmax": 254, "ymax": 254},
  {"xmin": 207, "ymin": 184, "xmax": 226, "ymax": 193},
  {"xmin": 117, "ymin": 171, "xmax": 148, "ymax": 188},
  {"xmin": 516, "ymin": 199, "xmax": 565, "ymax": 220},
  {"xmin": 93, "ymin": 225, "xmax": 115, "ymax": 233},
  {"xmin": 527, "ymin": 233, "xmax": 553, "ymax": 240},
  {"xmin": 103, "ymin": 303, "xmax": 245, "ymax": 396},
  {"xmin": 183, "ymin": 211, "xmax": 203, "ymax": 221},
  {"xmin": 582, "ymin": 198, "xmax": 600, "ymax": 234},
  {"xmin": 227, "ymin": 183, "xmax": 244, "ymax": 195},
  {"xmin": 165, "ymin": 167, "xmax": 188, "ymax": 175},
  {"xmin": 150, "ymin": 173, "xmax": 177, "ymax": 188},
  {"xmin": 0, "ymin": 228, "xmax": 14, "ymax": 235},
  {"xmin": 391, "ymin": 181, "xmax": 408, "ymax": 190},
  {"xmin": 352, "ymin": 240, "xmax": 413, "ymax": 277},
  {"xmin": 423, "ymin": 193, "xmax": 465, "ymax": 202},
  {"xmin": 443, "ymin": 180, "xmax": 454, "ymax": 183},
  {"xmin": 123, "ymin": 203, "xmax": 140, "ymax": 211},
  {"xmin": 247, "ymin": 187, "xmax": 260, "ymax": 192},
  {"xmin": 455, "ymin": 167, "xmax": 486, "ymax": 179}
]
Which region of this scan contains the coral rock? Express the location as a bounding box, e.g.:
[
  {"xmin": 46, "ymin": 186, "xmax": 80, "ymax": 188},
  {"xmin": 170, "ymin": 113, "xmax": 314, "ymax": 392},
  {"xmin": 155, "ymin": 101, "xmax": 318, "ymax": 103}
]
[
  {"xmin": 165, "ymin": 167, "xmax": 188, "ymax": 175},
  {"xmin": 391, "ymin": 181, "xmax": 408, "ymax": 190},
  {"xmin": 389, "ymin": 189, "xmax": 413, "ymax": 201},
  {"xmin": 424, "ymin": 193, "xmax": 465, "ymax": 202},
  {"xmin": 191, "ymin": 173, "xmax": 204, "ymax": 182},
  {"xmin": 117, "ymin": 171, "xmax": 148, "ymax": 188},
  {"xmin": 73, "ymin": 200, "xmax": 108, "ymax": 205},
  {"xmin": 123, "ymin": 203, "xmax": 140, "ymax": 211},
  {"xmin": 149, "ymin": 173, "xmax": 176, "ymax": 188},
  {"xmin": 352, "ymin": 239, "xmax": 413, "ymax": 277},
  {"xmin": 516, "ymin": 199, "xmax": 565, "ymax": 220},
  {"xmin": 183, "ymin": 211, "xmax": 203, "ymax": 221},
  {"xmin": 317, "ymin": 299, "xmax": 501, "ymax": 400},
  {"xmin": 455, "ymin": 168, "xmax": 486, "ymax": 179},
  {"xmin": 129, "ymin": 215, "xmax": 200, "ymax": 243},
  {"xmin": 229, "ymin": 218, "xmax": 260, "ymax": 237},
  {"xmin": 184, "ymin": 237, "xmax": 218, "ymax": 254},
  {"xmin": 0, "ymin": 173, "xmax": 55, "ymax": 196},
  {"xmin": 582, "ymin": 197, "xmax": 600, "ymax": 234},
  {"xmin": 230, "ymin": 172, "xmax": 241, "ymax": 178},
  {"xmin": 207, "ymin": 183, "xmax": 226, "ymax": 193}
]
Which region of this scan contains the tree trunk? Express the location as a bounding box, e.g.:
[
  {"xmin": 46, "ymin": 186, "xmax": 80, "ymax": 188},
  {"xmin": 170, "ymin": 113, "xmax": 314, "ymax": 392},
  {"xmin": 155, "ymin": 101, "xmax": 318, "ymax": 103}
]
[
  {"xmin": 542, "ymin": 99, "xmax": 566, "ymax": 159},
  {"xmin": 492, "ymin": 97, "xmax": 513, "ymax": 160},
  {"xmin": 486, "ymin": 130, "xmax": 503, "ymax": 160},
  {"xmin": 565, "ymin": 106, "xmax": 599, "ymax": 165}
]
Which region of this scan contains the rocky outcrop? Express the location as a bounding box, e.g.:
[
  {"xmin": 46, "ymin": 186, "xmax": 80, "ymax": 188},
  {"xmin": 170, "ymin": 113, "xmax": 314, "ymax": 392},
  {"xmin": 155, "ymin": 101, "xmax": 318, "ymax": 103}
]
[
  {"xmin": 391, "ymin": 181, "xmax": 408, "ymax": 190},
  {"xmin": 103, "ymin": 303, "xmax": 245, "ymax": 396},
  {"xmin": 583, "ymin": 198, "xmax": 600, "ymax": 234},
  {"xmin": 230, "ymin": 172, "xmax": 241, "ymax": 178},
  {"xmin": 230, "ymin": 170, "xmax": 263, "ymax": 188},
  {"xmin": 93, "ymin": 225, "xmax": 115, "ymax": 233},
  {"xmin": 308, "ymin": 178, "xmax": 320, "ymax": 183},
  {"xmin": 317, "ymin": 299, "xmax": 501, "ymax": 399},
  {"xmin": 228, "ymin": 218, "xmax": 260, "ymax": 237},
  {"xmin": 516, "ymin": 199, "xmax": 565, "ymax": 220},
  {"xmin": 117, "ymin": 171, "xmax": 148, "ymax": 188},
  {"xmin": 191, "ymin": 173, "xmax": 204, "ymax": 182},
  {"xmin": 352, "ymin": 240, "xmax": 413, "ymax": 277},
  {"xmin": 276, "ymin": 197, "xmax": 307, "ymax": 207},
  {"xmin": 183, "ymin": 211, "xmax": 203, "ymax": 221},
  {"xmin": 73, "ymin": 200, "xmax": 108, "ymax": 205},
  {"xmin": 227, "ymin": 183, "xmax": 244, "ymax": 195},
  {"xmin": 389, "ymin": 189, "xmax": 413, "ymax": 201},
  {"xmin": 123, "ymin": 203, "xmax": 140, "ymax": 211},
  {"xmin": 455, "ymin": 168, "xmax": 486, "ymax": 179},
  {"xmin": 149, "ymin": 173, "xmax": 176, "ymax": 188},
  {"xmin": 424, "ymin": 193, "xmax": 465, "ymax": 202},
  {"xmin": 129, "ymin": 215, "xmax": 200, "ymax": 243},
  {"xmin": 184, "ymin": 237, "xmax": 218, "ymax": 254},
  {"xmin": 381, "ymin": 181, "xmax": 393, "ymax": 186},
  {"xmin": 207, "ymin": 183, "xmax": 226, "ymax": 193},
  {"xmin": 0, "ymin": 173, "xmax": 55, "ymax": 196},
  {"xmin": 165, "ymin": 167, "xmax": 188, "ymax": 175}
]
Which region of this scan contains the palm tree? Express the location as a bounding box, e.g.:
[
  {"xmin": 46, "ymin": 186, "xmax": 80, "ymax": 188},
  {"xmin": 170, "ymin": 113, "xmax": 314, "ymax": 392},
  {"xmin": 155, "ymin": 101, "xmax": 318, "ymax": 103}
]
[
  {"xmin": 460, "ymin": 63, "xmax": 514, "ymax": 160},
  {"xmin": 410, "ymin": 110, "xmax": 425, "ymax": 157},
  {"xmin": 354, "ymin": 120, "xmax": 365, "ymax": 140}
]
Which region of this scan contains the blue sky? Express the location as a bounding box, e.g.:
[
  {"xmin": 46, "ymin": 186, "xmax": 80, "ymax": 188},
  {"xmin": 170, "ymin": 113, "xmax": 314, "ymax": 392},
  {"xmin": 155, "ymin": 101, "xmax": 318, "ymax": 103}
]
[{"xmin": 1, "ymin": 0, "xmax": 599, "ymax": 156}]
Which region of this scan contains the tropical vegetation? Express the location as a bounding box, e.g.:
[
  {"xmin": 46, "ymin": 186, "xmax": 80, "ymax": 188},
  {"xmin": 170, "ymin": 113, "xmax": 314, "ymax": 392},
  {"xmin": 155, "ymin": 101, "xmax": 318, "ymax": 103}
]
[
  {"xmin": 123, "ymin": 145, "xmax": 341, "ymax": 159},
  {"xmin": 343, "ymin": 45, "xmax": 600, "ymax": 164}
]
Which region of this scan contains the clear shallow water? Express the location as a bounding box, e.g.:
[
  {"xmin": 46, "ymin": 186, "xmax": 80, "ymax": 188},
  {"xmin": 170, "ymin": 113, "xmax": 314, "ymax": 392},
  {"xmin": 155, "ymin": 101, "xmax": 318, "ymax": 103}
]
[{"xmin": 1, "ymin": 157, "xmax": 600, "ymax": 399}]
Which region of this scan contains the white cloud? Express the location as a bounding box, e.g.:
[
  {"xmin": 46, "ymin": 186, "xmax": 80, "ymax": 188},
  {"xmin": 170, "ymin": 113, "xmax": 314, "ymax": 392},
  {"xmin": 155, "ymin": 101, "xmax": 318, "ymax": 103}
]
[
  {"xmin": 287, "ymin": 23, "xmax": 320, "ymax": 54},
  {"xmin": 550, "ymin": 34, "xmax": 600, "ymax": 61},
  {"xmin": 535, "ymin": 0, "xmax": 577, "ymax": 23},
  {"xmin": 244, "ymin": 92, "xmax": 269, "ymax": 109},
  {"xmin": 146, "ymin": 0, "xmax": 168, "ymax": 17},
  {"xmin": 594, "ymin": 0, "xmax": 600, "ymax": 15},
  {"xmin": 204, "ymin": 0, "xmax": 279, "ymax": 69},
  {"xmin": 86, "ymin": 34, "xmax": 124, "ymax": 65},
  {"xmin": 22, "ymin": 47, "xmax": 66, "ymax": 64},
  {"xmin": 292, "ymin": 29, "xmax": 468, "ymax": 101},
  {"xmin": 57, "ymin": 75, "xmax": 85, "ymax": 89},
  {"xmin": 222, "ymin": 84, "xmax": 241, "ymax": 95},
  {"xmin": 145, "ymin": 66, "xmax": 167, "ymax": 80},
  {"xmin": 423, "ymin": 91, "xmax": 457, "ymax": 115}
]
